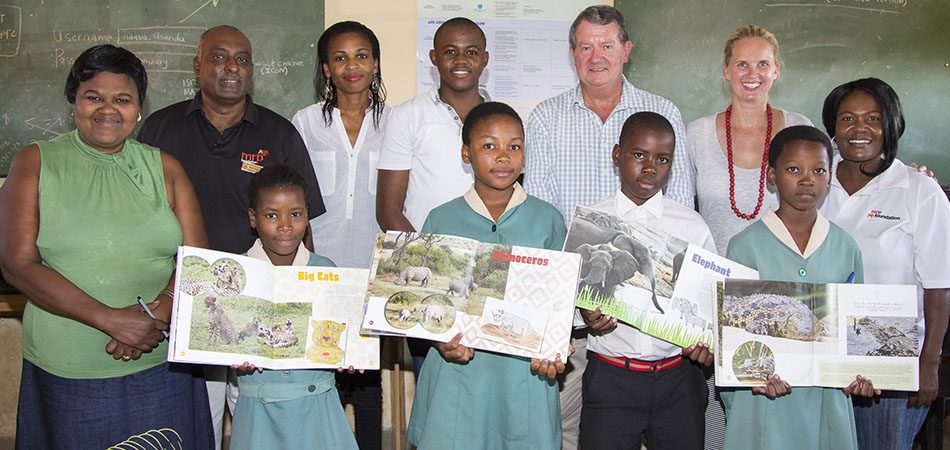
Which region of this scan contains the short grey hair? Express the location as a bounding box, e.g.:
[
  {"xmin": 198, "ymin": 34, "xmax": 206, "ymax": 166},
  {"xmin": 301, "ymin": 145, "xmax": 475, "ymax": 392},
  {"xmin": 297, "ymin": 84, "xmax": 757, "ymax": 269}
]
[{"xmin": 569, "ymin": 5, "xmax": 630, "ymax": 49}]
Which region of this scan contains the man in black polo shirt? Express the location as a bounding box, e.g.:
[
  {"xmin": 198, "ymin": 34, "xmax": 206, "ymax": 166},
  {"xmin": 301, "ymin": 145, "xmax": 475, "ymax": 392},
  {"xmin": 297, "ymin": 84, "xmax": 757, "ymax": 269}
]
[
  {"xmin": 138, "ymin": 24, "xmax": 325, "ymax": 448},
  {"xmin": 139, "ymin": 24, "xmax": 325, "ymax": 254}
]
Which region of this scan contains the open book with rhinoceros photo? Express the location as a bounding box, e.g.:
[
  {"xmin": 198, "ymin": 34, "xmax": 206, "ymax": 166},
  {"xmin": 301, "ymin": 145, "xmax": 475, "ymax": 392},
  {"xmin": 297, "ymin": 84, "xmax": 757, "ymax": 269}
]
[{"xmin": 360, "ymin": 231, "xmax": 581, "ymax": 360}]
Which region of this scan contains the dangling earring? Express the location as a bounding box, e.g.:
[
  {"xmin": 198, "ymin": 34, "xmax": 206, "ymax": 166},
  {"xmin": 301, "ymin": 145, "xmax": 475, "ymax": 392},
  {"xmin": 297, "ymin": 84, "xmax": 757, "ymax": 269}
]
[
  {"xmin": 324, "ymin": 80, "xmax": 336, "ymax": 102},
  {"xmin": 370, "ymin": 73, "xmax": 380, "ymax": 95},
  {"xmin": 137, "ymin": 113, "xmax": 142, "ymax": 122}
]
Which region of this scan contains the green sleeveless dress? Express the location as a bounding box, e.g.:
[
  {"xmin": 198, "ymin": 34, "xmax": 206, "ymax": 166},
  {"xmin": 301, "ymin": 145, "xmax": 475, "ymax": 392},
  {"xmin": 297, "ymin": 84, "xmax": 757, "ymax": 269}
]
[{"xmin": 23, "ymin": 129, "xmax": 182, "ymax": 379}]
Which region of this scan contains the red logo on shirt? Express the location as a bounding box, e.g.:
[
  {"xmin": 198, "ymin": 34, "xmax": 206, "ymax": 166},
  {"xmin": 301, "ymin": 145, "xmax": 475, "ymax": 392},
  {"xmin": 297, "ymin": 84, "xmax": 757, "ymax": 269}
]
[
  {"xmin": 241, "ymin": 149, "xmax": 270, "ymax": 163},
  {"xmin": 867, "ymin": 210, "xmax": 900, "ymax": 221}
]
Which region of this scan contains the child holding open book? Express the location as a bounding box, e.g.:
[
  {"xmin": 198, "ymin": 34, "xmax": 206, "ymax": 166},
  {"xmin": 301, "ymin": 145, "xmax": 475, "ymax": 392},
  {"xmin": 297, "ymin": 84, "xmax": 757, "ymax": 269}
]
[
  {"xmin": 229, "ymin": 164, "xmax": 358, "ymax": 450},
  {"xmin": 407, "ymin": 102, "xmax": 566, "ymax": 449},
  {"xmin": 577, "ymin": 112, "xmax": 716, "ymax": 449},
  {"xmin": 723, "ymin": 125, "xmax": 878, "ymax": 450}
]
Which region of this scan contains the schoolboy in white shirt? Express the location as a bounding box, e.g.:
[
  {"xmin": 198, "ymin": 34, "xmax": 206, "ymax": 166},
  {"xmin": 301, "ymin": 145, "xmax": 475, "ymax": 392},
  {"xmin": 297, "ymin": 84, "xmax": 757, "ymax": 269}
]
[
  {"xmin": 375, "ymin": 17, "xmax": 490, "ymax": 233},
  {"xmin": 374, "ymin": 17, "xmax": 491, "ymax": 375},
  {"xmin": 579, "ymin": 112, "xmax": 715, "ymax": 450}
]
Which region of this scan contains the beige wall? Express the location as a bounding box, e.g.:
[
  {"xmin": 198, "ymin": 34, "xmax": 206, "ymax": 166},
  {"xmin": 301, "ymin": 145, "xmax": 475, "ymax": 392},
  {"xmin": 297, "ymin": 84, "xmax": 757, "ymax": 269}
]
[
  {"xmin": 326, "ymin": 1, "xmax": 420, "ymax": 105},
  {"xmin": 325, "ymin": 0, "xmax": 612, "ymax": 106}
]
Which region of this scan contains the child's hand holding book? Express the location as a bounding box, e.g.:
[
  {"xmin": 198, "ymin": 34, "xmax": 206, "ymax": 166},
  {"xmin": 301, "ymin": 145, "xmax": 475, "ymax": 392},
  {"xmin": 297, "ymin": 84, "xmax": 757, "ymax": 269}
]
[{"xmin": 434, "ymin": 333, "xmax": 474, "ymax": 364}]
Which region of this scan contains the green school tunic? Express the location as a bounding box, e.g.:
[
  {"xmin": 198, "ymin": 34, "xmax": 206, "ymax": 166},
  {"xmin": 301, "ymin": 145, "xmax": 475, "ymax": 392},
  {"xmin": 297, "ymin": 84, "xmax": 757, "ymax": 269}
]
[
  {"xmin": 231, "ymin": 242, "xmax": 358, "ymax": 450},
  {"xmin": 407, "ymin": 184, "xmax": 566, "ymax": 450},
  {"xmin": 723, "ymin": 210, "xmax": 864, "ymax": 450}
]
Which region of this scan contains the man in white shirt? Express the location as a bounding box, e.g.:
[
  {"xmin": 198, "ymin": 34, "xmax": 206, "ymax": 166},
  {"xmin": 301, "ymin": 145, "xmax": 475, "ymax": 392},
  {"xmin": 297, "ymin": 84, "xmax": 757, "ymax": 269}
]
[{"xmin": 523, "ymin": 7, "xmax": 692, "ymax": 447}]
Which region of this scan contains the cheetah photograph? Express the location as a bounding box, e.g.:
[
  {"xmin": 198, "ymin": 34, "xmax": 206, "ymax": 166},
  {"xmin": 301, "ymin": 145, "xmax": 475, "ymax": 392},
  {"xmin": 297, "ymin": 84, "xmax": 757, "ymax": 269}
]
[
  {"xmin": 188, "ymin": 293, "xmax": 310, "ymax": 359},
  {"xmin": 178, "ymin": 255, "xmax": 247, "ymax": 297}
]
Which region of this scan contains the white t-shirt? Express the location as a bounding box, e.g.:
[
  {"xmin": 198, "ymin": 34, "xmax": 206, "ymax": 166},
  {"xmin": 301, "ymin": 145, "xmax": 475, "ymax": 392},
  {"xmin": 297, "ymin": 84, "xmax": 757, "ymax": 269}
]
[
  {"xmin": 376, "ymin": 88, "xmax": 479, "ymax": 230},
  {"xmin": 585, "ymin": 190, "xmax": 717, "ymax": 360},
  {"xmin": 292, "ymin": 102, "xmax": 389, "ymax": 269},
  {"xmin": 821, "ymin": 156, "xmax": 950, "ymax": 334}
]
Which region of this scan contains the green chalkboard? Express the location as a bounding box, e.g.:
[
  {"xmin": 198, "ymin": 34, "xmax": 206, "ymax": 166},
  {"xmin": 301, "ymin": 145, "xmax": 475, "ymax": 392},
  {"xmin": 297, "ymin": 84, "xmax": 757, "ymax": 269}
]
[
  {"xmin": 618, "ymin": 0, "xmax": 950, "ymax": 181},
  {"xmin": 0, "ymin": 0, "xmax": 324, "ymax": 174}
]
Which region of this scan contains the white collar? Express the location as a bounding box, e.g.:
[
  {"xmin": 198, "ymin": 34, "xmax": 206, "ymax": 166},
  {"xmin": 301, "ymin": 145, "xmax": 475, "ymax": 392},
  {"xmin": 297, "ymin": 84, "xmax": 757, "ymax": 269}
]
[
  {"xmin": 463, "ymin": 182, "xmax": 528, "ymax": 222},
  {"xmin": 831, "ymin": 154, "xmax": 909, "ymax": 194},
  {"xmin": 247, "ymin": 239, "xmax": 310, "ymax": 266},
  {"xmin": 613, "ymin": 189, "xmax": 664, "ymax": 220},
  {"xmin": 572, "ymin": 76, "xmax": 635, "ymax": 111},
  {"xmin": 760, "ymin": 209, "xmax": 830, "ymax": 259},
  {"xmin": 429, "ymin": 87, "xmax": 492, "ymax": 106}
]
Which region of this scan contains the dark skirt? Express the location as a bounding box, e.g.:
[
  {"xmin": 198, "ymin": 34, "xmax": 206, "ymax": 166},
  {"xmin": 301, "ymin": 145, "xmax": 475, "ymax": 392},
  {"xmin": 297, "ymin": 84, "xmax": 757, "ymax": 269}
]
[{"xmin": 16, "ymin": 360, "xmax": 213, "ymax": 450}]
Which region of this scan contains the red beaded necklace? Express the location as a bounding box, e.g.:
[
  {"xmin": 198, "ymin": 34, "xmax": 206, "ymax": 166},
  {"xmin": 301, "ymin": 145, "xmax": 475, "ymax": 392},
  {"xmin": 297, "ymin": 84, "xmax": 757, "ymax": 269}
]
[{"xmin": 725, "ymin": 103, "xmax": 773, "ymax": 220}]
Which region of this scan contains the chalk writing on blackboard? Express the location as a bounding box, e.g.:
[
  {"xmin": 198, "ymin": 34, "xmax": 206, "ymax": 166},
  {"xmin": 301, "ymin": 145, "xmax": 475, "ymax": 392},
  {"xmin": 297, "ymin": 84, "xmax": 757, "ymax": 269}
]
[
  {"xmin": 764, "ymin": 0, "xmax": 909, "ymax": 14},
  {"xmin": 117, "ymin": 26, "xmax": 203, "ymax": 48},
  {"xmin": 0, "ymin": 4, "xmax": 21, "ymax": 57},
  {"xmin": 180, "ymin": 0, "xmax": 222, "ymax": 24},
  {"xmin": 23, "ymin": 116, "xmax": 67, "ymax": 139}
]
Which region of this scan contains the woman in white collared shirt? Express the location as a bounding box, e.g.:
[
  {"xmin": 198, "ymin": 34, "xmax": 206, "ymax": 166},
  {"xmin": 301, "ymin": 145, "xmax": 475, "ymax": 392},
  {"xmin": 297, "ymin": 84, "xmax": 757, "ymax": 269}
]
[
  {"xmin": 820, "ymin": 77, "xmax": 950, "ymax": 450},
  {"xmin": 291, "ymin": 21, "xmax": 389, "ymax": 450}
]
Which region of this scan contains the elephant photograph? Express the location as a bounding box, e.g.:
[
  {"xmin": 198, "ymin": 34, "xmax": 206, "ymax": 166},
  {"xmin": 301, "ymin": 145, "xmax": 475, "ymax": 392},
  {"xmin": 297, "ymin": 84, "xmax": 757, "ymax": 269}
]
[{"xmin": 564, "ymin": 206, "xmax": 689, "ymax": 315}]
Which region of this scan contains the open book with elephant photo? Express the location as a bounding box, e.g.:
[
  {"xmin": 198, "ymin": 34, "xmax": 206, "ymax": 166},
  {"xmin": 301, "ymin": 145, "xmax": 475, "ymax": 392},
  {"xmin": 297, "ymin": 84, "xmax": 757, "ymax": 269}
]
[
  {"xmin": 168, "ymin": 246, "xmax": 378, "ymax": 370},
  {"xmin": 565, "ymin": 206, "xmax": 752, "ymax": 348},
  {"xmin": 714, "ymin": 279, "xmax": 920, "ymax": 391},
  {"xmin": 360, "ymin": 231, "xmax": 581, "ymax": 360}
]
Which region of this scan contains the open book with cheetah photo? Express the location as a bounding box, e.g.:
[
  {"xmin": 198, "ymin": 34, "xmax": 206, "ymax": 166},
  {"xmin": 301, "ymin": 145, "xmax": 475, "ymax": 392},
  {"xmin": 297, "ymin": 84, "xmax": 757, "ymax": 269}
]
[
  {"xmin": 714, "ymin": 279, "xmax": 919, "ymax": 391},
  {"xmin": 168, "ymin": 246, "xmax": 378, "ymax": 370},
  {"xmin": 360, "ymin": 231, "xmax": 582, "ymax": 360}
]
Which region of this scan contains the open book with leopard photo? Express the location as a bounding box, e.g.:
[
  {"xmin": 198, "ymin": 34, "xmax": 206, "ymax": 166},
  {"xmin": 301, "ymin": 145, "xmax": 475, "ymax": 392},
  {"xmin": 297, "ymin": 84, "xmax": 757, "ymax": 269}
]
[
  {"xmin": 714, "ymin": 279, "xmax": 919, "ymax": 390},
  {"xmin": 167, "ymin": 246, "xmax": 378, "ymax": 370}
]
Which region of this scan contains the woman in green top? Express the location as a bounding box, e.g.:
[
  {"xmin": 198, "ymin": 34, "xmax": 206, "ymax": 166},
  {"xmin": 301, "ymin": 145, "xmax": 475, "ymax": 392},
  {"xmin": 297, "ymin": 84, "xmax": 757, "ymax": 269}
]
[{"xmin": 0, "ymin": 45, "xmax": 212, "ymax": 448}]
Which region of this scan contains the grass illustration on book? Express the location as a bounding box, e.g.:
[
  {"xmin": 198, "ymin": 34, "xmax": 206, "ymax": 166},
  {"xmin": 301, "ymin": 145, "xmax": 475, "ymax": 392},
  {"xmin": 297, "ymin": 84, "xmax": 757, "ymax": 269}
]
[{"xmin": 576, "ymin": 285, "xmax": 714, "ymax": 347}]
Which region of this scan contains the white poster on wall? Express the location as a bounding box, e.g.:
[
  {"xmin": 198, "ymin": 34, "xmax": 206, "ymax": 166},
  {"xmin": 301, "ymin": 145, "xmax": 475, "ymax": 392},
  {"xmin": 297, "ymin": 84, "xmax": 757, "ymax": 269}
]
[{"xmin": 417, "ymin": 0, "xmax": 592, "ymax": 118}]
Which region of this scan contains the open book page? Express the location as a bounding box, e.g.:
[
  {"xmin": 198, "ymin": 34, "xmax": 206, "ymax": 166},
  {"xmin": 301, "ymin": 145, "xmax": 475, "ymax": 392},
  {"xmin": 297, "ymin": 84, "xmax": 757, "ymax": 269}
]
[
  {"xmin": 168, "ymin": 246, "xmax": 376, "ymax": 370},
  {"xmin": 814, "ymin": 283, "xmax": 919, "ymax": 390},
  {"xmin": 566, "ymin": 206, "xmax": 751, "ymax": 348},
  {"xmin": 667, "ymin": 244, "xmax": 758, "ymax": 347},
  {"xmin": 715, "ymin": 279, "xmax": 918, "ymax": 390},
  {"xmin": 361, "ymin": 231, "xmax": 579, "ymax": 360}
]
